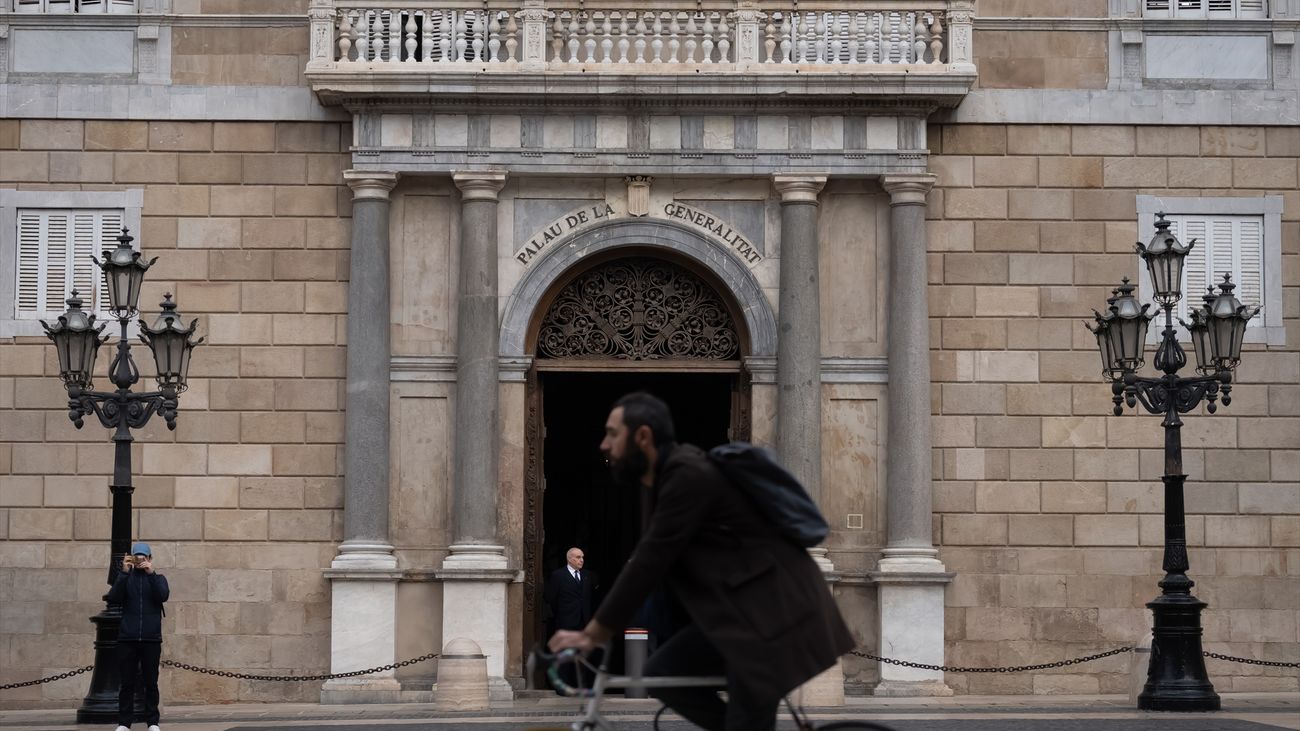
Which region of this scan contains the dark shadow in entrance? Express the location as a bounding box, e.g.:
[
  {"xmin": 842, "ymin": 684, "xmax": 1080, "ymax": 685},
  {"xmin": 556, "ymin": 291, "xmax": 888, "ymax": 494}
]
[{"xmin": 539, "ymin": 371, "xmax": 733, "ymax": 675}]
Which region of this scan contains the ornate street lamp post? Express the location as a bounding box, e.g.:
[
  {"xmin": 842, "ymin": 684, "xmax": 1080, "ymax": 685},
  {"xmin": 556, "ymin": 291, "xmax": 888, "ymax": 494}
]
[
  {"xmin": 1085, "ymin": 215, "xmax": 1258, "ymax": 712},
  {"xmin": 40, "ymin": 229, "xmax": 203, "ymax": 724}
]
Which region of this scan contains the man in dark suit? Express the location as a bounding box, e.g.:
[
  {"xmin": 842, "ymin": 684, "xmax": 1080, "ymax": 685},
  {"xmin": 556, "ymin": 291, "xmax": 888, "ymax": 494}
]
[
  {"xmin": 544, "ymin": 547, "xmax": 595, "ymax": 635},
  {"xmin": 549, "ymin": 392, "xmax": 852, "ymax": 731}
]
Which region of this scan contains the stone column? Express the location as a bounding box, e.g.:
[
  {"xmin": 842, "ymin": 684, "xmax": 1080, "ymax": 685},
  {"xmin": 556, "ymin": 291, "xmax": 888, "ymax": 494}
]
[
  {"xmin": 437, "ymin": 171, "xmax": 516, "ymax": 701},
  {"xmin": 772, "ymin": 174, "xmax": 831, "ymax": 572},
  {"xmin": 874, "ymin": 173, "xmax": 952, "ymax": 697},
  {"xmin": 323, "ymin": 170, "xmax": 403, "ymax": 703}
]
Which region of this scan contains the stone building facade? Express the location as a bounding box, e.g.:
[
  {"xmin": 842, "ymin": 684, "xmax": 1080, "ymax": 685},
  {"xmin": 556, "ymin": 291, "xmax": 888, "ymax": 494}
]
[{"xmin": 0, "ymin": 0, "xmax": 1296, "ymax": 707}]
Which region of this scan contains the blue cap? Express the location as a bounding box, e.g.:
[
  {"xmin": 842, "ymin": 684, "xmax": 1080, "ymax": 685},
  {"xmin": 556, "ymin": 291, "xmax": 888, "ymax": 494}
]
[{"xmin": 130, "ymin": 542, "xmax": 152, "ymax": 557}]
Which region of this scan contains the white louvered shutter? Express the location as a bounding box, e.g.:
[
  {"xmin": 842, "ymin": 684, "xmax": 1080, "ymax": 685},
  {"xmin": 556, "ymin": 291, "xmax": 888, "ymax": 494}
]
[
  {"xmin": 1148, "ymin": 0, "xmax": 1268, "ymax": 17},
  {"xmin": 14, "ymin": 0, "xmax": 47, "ymax": 12},
  {"xmin": 14, "ymin": 209, "xmax": 124, "ymax": 318},
  {"xmin": 1145, "ymin": 0, "xmax": 1173, "ymax": 16},
  {"xmin": 1233, "ymin": 218, "xmax": 1263, "ymax": 312},
  {"xmin": 105, "ymin": 0, "xmax": 137, "ymax": 13},
  {"xmin": 1166, "ymin": 214, "xmax": 1264, "ymax": 329}
]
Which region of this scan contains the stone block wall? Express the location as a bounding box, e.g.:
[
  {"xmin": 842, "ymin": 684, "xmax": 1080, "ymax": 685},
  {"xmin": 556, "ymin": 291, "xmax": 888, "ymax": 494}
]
[
  {"xmin": 928, "ymin": 122, "xmax": 1300, "ymax": 694},
  {"xmin": 0, "ymin": 119, "xmax": 351, "ymax": 706}
]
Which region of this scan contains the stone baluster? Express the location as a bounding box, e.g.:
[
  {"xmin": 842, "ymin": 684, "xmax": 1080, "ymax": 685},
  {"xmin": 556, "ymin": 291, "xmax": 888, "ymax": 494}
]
[
  {"xmin": 929, "ymin": 13, "xmax": 944, "ymax": 65},
  {"xmin": 829, "ymin": 11, "xmax": 842, "ymax": 63},
  {"xmin": 617, "ymin": 13, "xmax": 631, "ymax": 62},
  {"xmin": 772, "ymin": 174, "xmax": 832, "ymax": 574},
  {"xmin": 454, "ymin": 12, "xmax": 468, "ymax": 61},
  {"xmin": 421, "ymin": 10, "xmax": 435, "ymax": 64},
  {"xmin": 489, "ymin": 11, "xmax": 502, "ymax": 62},
  {"xmin": 440, "ymin": 10, "xmax": 454, "ymax": 62},
  {"xmin": 506, "ymin": 12, "xmax": 519, "ymax": 62},
  {"xmin": 847, "ymin": 12, "xmax": 860, "ymax": 63},
  {"xmin": 651, "ymin": 12, "xmax": 664, "ymax": 62},
  {"xmin": 600, "ymin": 12, "xmax": 614, "ymax": 62},
  {"xmin": 552, "ymin": 11, "xmax": 566, "ymax": 62},
  {"xmin": 356, "ymin": 10, "xmax": 370, "ymax": 61},
  {"xmin": 322, "ymin": 170, "xmax": 402, "ymax": 702},
  {"xmin": 404, "ymin": 12, "xmax": 417, "ymax": 61},
  {"xmin": 472, "ymin": 10, "xmax": 486, "ymax": 61},
  {"xmin": 669, "ymin": 12, "xmax": 683, "ymax": 62},
  {"xmin": 439, "ymin": 171, "xmax": 515, "ymax": 701},
  {"xmin": 717, "ymin": 12, "xmax": 731, "ymax": 62},
  {"xmin": 701, "ymin": 12, "xmax": 715, "ymax": 63},
  {"xmin": 584, "ymin": 11, "xmax": 598, "ymax": 62},
  {"xmin": 874, "ymin": 173, "xmax": 952, "ymax": 698},
  {"xmin": 913, "ymin": 13, "xmax": 927, "ymax": 63},
  {"xmin": 338, "ymin": 10, "xmax": 354, "ymax": 62},
  {"xmin": 567, "ymin": 11, "xmax": 580, "ymax": 63},
  {"xmin": 634, "ymin": 13, "xmax": 648, "ymax": 62}
]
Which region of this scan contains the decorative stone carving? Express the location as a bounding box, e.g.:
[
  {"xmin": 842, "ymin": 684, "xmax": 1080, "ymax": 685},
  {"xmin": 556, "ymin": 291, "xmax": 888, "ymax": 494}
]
[
  {"xmin": 626, "ymin": 175, "xmax": 652, "ymax": 217},
  {"xmin": 537, "ymin": 257, "xmax": 740, "ymax": 361}
]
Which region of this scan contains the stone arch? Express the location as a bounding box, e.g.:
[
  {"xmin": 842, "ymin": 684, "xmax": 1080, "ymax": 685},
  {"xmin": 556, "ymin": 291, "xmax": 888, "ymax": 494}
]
[{"xmin": 499, "ymin": 218, "xmax": 777, "ymax": 358}]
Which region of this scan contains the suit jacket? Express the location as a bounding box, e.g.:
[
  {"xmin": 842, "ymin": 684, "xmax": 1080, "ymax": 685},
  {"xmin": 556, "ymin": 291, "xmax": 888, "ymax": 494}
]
[
  {"xmin": 545, "ymin": 565, "xmax": 596, "ymax": 632},
  {"xmin": 594, "ymin": 443, "xmax": 853, "ymax": 703}
]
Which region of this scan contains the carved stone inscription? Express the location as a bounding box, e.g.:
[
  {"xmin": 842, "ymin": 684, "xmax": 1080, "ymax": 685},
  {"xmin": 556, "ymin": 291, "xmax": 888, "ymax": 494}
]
[
  {"xmin": 514, "ymin": 202, "xmax": 617, "ymax": 265},
  {"xmin": 662, "ymin": 202, "xmax": 762, "ymax": 264}
]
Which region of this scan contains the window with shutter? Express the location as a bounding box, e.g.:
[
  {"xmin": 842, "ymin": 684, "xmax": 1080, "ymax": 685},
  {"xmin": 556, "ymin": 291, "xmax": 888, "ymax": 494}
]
[
  {"xmin": 1144, "ymin": 0, "xmax": 1267, "ymax": 16},
  {"xmin": 1156, "ymin": 214, "xmax": 1265, "ymax": 330},
  {"xmin": 13, "ymin": 208, "xmax": 125, "ymax": 320},
  {"xmin": 10, "ymin": 0, "xmax": 136, "ymax": 12}
]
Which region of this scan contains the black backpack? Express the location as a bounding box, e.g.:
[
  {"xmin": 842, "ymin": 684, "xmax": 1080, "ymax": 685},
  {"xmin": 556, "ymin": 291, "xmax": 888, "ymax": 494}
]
[{"xmin": 707, "ymin": 442, "xmax": 830, "ymax": 548}]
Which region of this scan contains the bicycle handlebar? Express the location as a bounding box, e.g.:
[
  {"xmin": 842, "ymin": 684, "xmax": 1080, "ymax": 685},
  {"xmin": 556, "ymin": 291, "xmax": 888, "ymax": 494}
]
[{"xmin": 530, "ymin": 644, "xmax": 597, "ymax": 698}]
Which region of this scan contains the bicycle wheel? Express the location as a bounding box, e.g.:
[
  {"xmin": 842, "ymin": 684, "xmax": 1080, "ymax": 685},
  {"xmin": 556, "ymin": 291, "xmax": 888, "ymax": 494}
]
[{"xmin": 816, "ymin": 722, "xmax": 899, "ymax": 731}]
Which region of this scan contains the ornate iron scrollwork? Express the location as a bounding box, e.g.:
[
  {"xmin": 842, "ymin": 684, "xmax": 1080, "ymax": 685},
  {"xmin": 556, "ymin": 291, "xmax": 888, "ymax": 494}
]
[{"xmin": 537, "ymin": 258, "xmax": 740, "ymax": 360}]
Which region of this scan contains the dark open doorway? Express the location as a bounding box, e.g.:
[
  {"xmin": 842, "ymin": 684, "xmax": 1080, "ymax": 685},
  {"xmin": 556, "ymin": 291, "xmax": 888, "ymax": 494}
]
[{"xmin": 532, "ymin": 370, "xmax": 735, "ymax": 681}]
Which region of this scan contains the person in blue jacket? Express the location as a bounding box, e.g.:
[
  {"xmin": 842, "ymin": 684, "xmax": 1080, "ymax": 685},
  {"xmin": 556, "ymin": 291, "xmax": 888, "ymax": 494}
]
[{"xmin": 107, "ymin": 542, "xmax": 169, "ymax": 731}]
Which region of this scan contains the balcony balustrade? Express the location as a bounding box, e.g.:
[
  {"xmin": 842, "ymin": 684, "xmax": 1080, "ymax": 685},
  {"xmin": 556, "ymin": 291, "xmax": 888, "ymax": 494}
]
[{"xmin": 306, "ymin": 0, "xmax": 975, "ymax": 103}]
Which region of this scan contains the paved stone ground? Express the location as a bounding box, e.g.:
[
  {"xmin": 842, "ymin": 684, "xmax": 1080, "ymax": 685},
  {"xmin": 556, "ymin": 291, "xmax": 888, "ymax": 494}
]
[{"xmin": 3, "ymin": 695, "xmax": 1297, "ymax": 731}]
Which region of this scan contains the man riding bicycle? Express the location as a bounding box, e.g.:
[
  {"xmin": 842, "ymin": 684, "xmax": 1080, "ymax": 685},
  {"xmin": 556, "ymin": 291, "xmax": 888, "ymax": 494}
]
[{"xmin": 548, "ymin": 392, "xmax": 852, "ymax": 731}]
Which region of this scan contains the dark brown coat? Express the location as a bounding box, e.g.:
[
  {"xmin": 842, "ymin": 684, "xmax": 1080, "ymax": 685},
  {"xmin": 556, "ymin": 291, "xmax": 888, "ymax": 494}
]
[{"xmin": 594, "ymin": 443, "xmax": 853, "ymax": 703}]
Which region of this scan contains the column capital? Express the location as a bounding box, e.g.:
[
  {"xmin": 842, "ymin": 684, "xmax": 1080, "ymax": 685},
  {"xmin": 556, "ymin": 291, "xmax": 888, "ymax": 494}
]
[
  {"xmin": 772, "ymin": 174, "xmax": 827, "ymax": 204},
  {"xmin": 343, "ymin": 170, "xmax": 399, "ymax": 200},
  {"xmin": 881, "ymin": 174, "xmax": 937, "ymax": 206},
  {"xmin": 454, "ymin": 171, "xmax": 509, "ymax": 201}
]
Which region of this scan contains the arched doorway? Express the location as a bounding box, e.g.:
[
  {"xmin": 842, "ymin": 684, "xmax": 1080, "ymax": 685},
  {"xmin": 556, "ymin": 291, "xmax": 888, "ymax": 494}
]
[{"xmin": 520, "ymin": 249, "xmax": 755, "ymax": 675}]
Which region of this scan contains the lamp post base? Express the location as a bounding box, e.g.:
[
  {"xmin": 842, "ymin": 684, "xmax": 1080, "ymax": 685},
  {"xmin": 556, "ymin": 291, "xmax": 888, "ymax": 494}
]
[
  {"xmin": 76, "ymin": 607, "xmax": 133, "ymax": 724},
  {"xmin": 1137, "ymin": 592, "xmax": 1220, "ymax": 712}
]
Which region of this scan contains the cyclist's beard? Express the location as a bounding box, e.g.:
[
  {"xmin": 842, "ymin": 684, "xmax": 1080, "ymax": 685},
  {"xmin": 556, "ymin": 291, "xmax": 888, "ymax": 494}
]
[{"xmin": 609, "ymin": 436, "xmax": 649, "ymax": 489}]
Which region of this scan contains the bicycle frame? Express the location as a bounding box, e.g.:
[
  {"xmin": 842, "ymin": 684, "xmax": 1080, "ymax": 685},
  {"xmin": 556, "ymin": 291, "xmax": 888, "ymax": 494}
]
[{"xmin": 540, "ymin": 645, "xmax": 726, "ymax": 730}]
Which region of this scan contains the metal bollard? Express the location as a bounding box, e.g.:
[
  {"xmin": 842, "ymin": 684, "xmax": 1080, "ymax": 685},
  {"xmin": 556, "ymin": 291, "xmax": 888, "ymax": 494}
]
[{"xmin": 624, "ymin": 628, "xmax": 649, "ymax": 699}]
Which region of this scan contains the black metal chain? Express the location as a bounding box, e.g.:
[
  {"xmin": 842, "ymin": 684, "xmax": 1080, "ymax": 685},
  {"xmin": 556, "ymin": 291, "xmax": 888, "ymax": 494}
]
[
  {"xmin": 850, "ymin": 647, "xmax": 1134, "ymax": 674},
  {"xmin": 1203, "ymin": 651, "xmax": 1300, "ymax": 669},
  {"xmin": 0, "ymin": 665, "xmax": 94, "ymax": 691},
  {"xmin": 8, "ymin": 649, "xmax": 1291, "ymax": 691},
  {"xmin": 160, "ymin": 652, "xmax": 439, "ymax": 682}
]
